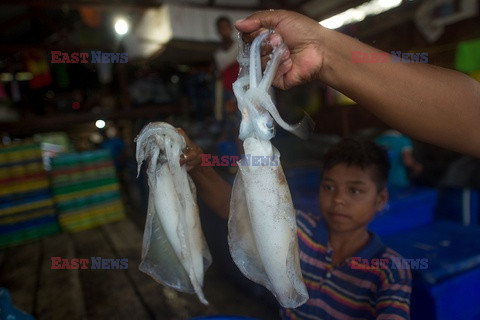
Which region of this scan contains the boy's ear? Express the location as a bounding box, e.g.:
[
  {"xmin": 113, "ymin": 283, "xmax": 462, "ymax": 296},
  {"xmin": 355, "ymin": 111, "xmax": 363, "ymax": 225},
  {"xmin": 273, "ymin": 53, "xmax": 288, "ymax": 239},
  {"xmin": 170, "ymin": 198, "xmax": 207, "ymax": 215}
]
[{"xmin": 376, "ymin": 188, "xmax": 389, "ymax": 212}]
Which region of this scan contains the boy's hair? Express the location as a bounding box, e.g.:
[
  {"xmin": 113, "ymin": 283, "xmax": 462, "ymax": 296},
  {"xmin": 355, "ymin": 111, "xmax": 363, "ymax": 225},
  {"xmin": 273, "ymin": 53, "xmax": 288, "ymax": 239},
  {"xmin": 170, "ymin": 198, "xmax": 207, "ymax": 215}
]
[
  {"xmin": 216, "ymin": 16, "xmax": 231, "ymax": 27},
  {"xmin": 322, "ymin": 138, "xmax": 390, "ymax": 190}
]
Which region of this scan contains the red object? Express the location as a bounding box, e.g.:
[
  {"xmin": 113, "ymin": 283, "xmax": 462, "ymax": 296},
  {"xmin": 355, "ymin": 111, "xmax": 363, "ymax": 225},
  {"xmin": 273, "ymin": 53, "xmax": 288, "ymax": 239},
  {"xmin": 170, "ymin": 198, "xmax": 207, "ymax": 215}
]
[
  {"xmin": 221, "ymin": 62, "xmax": 239, "ymax": 93},
  {"xmin": 24, "ymin": 50, "xmax": 52, "ymax": 89},
  {"xmin": 78, "ymin": 6, "xmax": 102, "ymax": 28}
]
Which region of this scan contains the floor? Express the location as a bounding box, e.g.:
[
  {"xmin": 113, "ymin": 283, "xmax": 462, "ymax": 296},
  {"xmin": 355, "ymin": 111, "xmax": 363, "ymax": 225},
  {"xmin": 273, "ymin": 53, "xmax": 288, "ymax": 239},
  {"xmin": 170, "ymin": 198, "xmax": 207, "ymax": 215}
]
[{"xmin": 0, "ymin": 218, "xmax": 278, "ymax": 320}]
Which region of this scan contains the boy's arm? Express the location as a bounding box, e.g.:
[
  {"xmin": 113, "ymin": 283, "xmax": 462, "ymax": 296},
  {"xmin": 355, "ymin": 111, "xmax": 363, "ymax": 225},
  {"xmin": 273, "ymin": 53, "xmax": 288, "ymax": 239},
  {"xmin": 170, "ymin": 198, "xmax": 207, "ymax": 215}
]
[
  {"xmin": 189, "ymin": 166, "xmax": 231, "ymax": 220},
  {"xmin": 177, "ymin": 129, "xmax": 231, "ymax": 219},
  {"xmin": 376, "ymin": 266, "xmax": 412, "ymax": 319}
]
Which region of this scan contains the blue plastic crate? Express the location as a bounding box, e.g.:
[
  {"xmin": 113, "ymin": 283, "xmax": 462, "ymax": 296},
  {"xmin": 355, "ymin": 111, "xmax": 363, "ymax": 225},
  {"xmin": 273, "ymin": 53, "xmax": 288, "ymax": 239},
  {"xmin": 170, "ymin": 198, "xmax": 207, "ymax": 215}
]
[
  {"xmin": 284, "ymin": 175, "xmax": 438, "ymax": 236},
  {"xmin": 383, "ymin": 221, "xmax": 480, "ymax": 320},
  {"xmin": 284, "ymin": 167, "xmax": 321, "ymax": 215},
  {"xmin": 435, "ymin": 187, "xmax": 479, "ymax": 226},
  {"xmin": 369, "ymin": 186, "xmax": 438, "ymax": 237},
  {"xmin": 0, "ymin": 214, "xmax": 57, "ymax": 234}
]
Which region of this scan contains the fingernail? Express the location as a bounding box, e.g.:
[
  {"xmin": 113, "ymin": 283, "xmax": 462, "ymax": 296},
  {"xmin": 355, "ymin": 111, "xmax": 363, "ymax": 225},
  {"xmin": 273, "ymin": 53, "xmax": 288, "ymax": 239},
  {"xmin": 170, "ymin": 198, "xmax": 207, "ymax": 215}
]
[{"xmin": 235, "ymin": 18, "xmax": 245, "ymax": 24}]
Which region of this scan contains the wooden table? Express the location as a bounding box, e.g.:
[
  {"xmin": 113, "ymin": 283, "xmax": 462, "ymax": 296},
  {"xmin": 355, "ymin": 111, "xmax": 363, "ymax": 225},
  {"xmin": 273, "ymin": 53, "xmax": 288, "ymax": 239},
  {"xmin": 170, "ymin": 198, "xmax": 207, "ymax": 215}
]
[{"xmin": 0, "ymin": 219, "xmax": 277, "ymax": 320}]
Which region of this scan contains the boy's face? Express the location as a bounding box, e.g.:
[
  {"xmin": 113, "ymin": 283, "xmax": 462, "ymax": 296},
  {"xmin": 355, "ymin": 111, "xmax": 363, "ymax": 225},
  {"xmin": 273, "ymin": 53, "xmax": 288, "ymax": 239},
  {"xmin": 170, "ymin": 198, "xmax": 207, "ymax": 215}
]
[
  {"xmin": 319, "ymin": 163, "xmax": 388, "ymax": 234},
  {"xmin": 217, "ymin": 20, "xmax": 232, "ymax": 40}
]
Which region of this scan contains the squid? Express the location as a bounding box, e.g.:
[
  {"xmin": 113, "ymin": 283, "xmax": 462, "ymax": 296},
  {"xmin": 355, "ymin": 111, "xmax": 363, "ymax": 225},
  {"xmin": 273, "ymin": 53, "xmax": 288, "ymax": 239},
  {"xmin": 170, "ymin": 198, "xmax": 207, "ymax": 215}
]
[
  {"xmin": 135, "ymin": 122, "xmax": 211, "ymax": 305},
  {"xmin": 229, "ymin": 31, "xmax": 312, "ymax": 308}
]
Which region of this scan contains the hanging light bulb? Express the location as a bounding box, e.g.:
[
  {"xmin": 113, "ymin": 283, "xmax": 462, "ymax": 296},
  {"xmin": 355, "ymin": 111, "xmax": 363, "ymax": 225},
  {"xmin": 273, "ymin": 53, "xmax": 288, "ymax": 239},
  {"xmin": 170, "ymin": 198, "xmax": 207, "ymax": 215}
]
[
  {"xmin": 114, "ymin": 18, "xmax": 129, "ymax": 35},
  {"xmin": 95, "ymin": 120, "xmax": 106, "ymax": 129}
]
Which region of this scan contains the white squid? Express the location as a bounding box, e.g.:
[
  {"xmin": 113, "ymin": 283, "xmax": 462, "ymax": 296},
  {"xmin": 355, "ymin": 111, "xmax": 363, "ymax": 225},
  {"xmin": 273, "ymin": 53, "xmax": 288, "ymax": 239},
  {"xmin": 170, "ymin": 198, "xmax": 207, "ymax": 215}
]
[
  {"xmin": 229, "ymin": 31, "xmax": 312, "ymax": 308},
  {"xmin": 135, "ymin": 122, "xmax": 211, "ymax": 305}
]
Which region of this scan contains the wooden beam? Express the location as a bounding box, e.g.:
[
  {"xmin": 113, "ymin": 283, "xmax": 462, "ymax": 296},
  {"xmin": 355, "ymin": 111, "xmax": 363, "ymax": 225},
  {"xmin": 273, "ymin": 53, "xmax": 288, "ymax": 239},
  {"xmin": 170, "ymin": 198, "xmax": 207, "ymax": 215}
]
[
  {"xmin": 1, "ymin": 104, "xmax": 181, "ymax": 136},
  {"xmin": 289, "ymin": 0, "xmax": 314, "ymax": 13},
  {"xmin": 0, "ymin": 0, "xmax": 162, "ymax": 9},
  {"xmin": 70, "ymin": 228, "xmax": 151, "ymax": 318},
  {"xmin": 356, "ymin": 2, "xmax": 419, "ymax": 39},
  {"xmin": 36, "ymin": 233, "xmax": 88, "ymax": 319},
  {"xmin": 0, "ymin": 0, "xmax": 264, "ymax": 11},
  {"xmin": 315, "ymin": 0, "xmax": 369, "ymax": 21},
  {"xmin": 0, "ymin": 43, "xmax": 113, "ymax": 53}
]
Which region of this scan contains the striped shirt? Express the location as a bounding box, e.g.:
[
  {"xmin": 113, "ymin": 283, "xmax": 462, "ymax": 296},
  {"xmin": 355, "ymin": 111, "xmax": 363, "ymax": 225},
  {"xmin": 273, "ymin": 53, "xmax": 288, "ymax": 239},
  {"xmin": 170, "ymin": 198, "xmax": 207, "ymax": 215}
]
[{"xmin": 280, "ymin": 210, "xmax": 412, "ymax": 320}]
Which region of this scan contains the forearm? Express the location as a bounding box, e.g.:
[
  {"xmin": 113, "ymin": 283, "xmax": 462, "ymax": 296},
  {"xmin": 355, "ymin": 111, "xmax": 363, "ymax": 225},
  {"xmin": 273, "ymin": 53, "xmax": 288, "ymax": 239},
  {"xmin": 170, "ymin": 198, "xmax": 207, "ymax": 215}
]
[
  {"xmin": 320, "ymin": 27, "xmax": 480, "ymax": 157},
  {"xmin": 189, "ymin": 166, "xmax": 231, "ymax": 219}
]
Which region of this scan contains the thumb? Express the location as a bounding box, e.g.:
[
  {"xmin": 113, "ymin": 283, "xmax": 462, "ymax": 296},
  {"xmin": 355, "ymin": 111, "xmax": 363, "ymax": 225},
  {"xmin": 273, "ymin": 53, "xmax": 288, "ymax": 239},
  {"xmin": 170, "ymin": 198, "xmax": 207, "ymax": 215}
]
[{"xmin": 234, "ymin": 10, "xmax": 282, "ymax": 33}]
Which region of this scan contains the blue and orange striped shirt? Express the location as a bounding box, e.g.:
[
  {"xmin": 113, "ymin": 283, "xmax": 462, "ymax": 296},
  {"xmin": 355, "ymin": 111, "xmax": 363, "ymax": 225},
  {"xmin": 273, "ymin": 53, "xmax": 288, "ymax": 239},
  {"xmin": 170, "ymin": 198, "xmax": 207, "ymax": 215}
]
[{"xmin": 280, "ymin": 210, "xmax": 412, "ymax": 320}]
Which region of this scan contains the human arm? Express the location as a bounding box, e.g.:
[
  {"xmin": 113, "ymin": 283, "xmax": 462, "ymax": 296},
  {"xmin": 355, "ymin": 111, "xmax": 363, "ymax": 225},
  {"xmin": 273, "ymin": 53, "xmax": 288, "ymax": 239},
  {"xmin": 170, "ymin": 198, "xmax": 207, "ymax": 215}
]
[
  {"xmin": 177, "ymin": 129, "xmax": 231, "ymax": 219},
  {"xmin": 375, "ymin": 264, "xmax": 412, "ymax": 320},
  {"xmin": 235, "ymin": 10, "xmax": 480, "ymax": 158}
]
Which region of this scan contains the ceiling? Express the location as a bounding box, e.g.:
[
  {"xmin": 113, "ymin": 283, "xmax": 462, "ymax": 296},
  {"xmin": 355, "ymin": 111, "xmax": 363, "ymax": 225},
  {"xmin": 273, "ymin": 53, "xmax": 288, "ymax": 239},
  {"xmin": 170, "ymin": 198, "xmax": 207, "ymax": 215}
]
[
  {"xmin": 0, "ymin": 0, "xmax": 477, "ymax": 68},
  {"xmin": 0, "ymin": 0, "xmax": 478, "ymax": 138},
  {"xmin": 0, "ymin": 0, "xmax": 372, "ymax": 66}
]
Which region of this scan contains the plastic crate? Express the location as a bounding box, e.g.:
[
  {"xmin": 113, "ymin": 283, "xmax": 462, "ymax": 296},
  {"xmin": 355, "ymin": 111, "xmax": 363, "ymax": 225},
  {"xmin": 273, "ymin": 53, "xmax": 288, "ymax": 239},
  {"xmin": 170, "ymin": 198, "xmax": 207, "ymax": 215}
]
[
  {"xmin": 435, "ymin": 187, "xmax": 479, "ymax": 226},
  {"xmin": 50, "ymin": 150, "xmax": 125, "ymax": 232},
  {"xmin": 369, "ymin": 186, "xmax": 438, "ymax": 237},
  {"xmin": 382, "ymin": 221, "xmax": 480, "ymax": 320}
]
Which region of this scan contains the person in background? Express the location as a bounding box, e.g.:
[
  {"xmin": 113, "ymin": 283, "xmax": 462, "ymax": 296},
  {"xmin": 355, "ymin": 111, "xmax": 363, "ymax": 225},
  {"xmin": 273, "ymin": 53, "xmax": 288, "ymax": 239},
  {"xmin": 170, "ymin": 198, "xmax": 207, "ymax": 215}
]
[
  {"xmin": 179, "ymin": 129, "xmax": 411, "ymax": 319},
  {"xmin": 376, "ymin": 130, "xmax": 423, "ymax": 187},
  {"xmin": 234, "ymin": 10, "xmax": 480, "ymax": 158},
  {"xmin": 214, "ymin": 16, "xmax": 241, "ymax": 141},
  {"xmin": 100, "ymin": 126, "xmax": 126, "ymax": 171}
]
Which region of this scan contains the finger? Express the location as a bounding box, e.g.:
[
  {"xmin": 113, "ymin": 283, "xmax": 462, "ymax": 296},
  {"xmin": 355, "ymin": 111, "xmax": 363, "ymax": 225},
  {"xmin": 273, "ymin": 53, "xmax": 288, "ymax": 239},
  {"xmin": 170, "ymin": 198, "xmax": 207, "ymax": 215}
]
[
  {"xmin": 241, "ymin": 29, "xmax": 265, "ymax": 43},
  {"xmin": 180, "ymin": 147, "xmax": 193, "ymax": 164},
  {"xmin": 180, "ymin": 153, "xmax": 187, "ymax": 166},
  {"xmin": 260, "ymin": 39, "xmax": 289, "ymax": 65},
  {"xmin": 268, "ymin": 33, "xmax": 283, "ymax": 47},
  {"xmin": 189, "ymin": 155, "xmax": 202, "ymax": 168},
  {"xmin": 277, "ymin": 55, "xmax": 292, "ymax": 75},
  {"xmin": 180, "ymin": 146, "xmax": 203, "ymax": 167},
  {"xmin": 176, "ymin": 128, "xmax": 193, "ymax": 145},
  {"xmin": 273, "ymin": 59, "xmax": 292, "ymax": 90}
]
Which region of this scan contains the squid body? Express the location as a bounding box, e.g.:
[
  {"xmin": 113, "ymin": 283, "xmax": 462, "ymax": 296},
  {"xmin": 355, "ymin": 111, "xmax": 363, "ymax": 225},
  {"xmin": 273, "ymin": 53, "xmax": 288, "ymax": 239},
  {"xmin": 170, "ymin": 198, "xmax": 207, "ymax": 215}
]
[
  {"xmin": 135, "ymin": 122, "xmax": 211, "ymax": 305},
  {"xmin": 229, "ymin": 31, "xmax": 311, "ymax": 308}
]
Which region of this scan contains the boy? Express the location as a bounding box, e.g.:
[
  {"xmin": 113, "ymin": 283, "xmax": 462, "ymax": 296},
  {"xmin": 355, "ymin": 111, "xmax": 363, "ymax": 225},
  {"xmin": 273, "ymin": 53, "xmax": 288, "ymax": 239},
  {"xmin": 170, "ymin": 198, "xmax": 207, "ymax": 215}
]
[{"xmin": 180, "ymin": 132, "xmax": 411, "ymax": 319}]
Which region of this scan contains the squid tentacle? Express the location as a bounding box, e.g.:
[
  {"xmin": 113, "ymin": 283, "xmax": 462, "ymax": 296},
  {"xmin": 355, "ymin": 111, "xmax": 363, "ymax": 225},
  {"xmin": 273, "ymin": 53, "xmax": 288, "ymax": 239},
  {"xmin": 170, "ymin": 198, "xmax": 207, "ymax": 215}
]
[
  {"xmin": 258, "ymin": 42, "xmax": 287, "ymax": 92},
  {"xmin": 249, "ymin": 31, "xmax": 269, "ymax": 89}
]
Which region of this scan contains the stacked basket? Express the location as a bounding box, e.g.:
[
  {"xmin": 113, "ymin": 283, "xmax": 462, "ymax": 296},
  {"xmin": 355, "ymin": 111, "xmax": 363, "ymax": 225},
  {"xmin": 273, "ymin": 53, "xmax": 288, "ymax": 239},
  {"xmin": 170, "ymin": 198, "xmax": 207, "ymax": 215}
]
[
  {"xmin": 0, "ymin": 142, "xmax": 59, "ymax": 247},
  {"xmin": 50, "ymin": 149, "xmax": 125, "ymax": 232}
]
